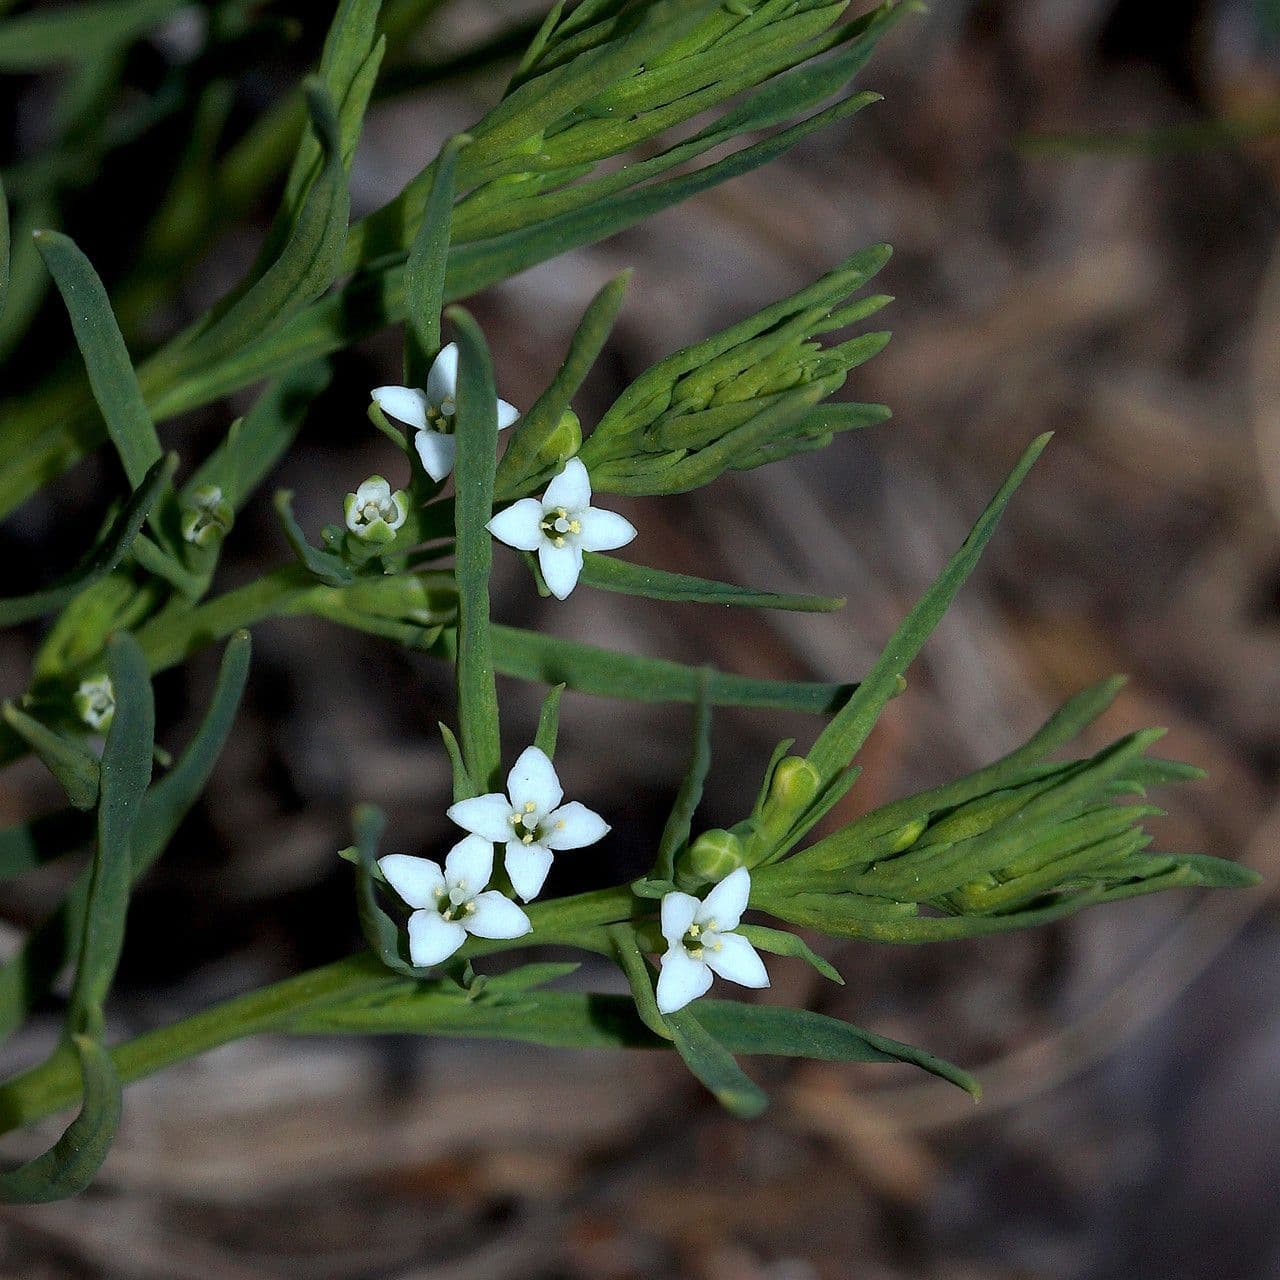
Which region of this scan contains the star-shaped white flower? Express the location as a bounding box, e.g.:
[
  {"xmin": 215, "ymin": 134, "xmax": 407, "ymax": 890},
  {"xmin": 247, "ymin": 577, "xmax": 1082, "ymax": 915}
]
[
  {"xmin": 655, "ymin": 868, "xmax": 769, "ymax": 1014},
  {"xmin": 371, "ymin": 342, "xmax": 519, "ymax": 482},
  {"xmin": 446, "ymin": 745, "xmax": 609, "ymax": 902},
  {"xmin": 343, "ymin": 474, "xmax": 409, "ymax": 543},
  {"xmin": 486, "ymin": 457, "xmax": 636, "ymax": 600},
  {"xmin": 379, "ymin": 835, "xmax": 531, "ymax": 967}
]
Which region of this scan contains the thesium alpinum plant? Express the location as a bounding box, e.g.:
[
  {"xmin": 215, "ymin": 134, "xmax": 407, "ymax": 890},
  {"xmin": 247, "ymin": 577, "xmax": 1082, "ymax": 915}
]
[{"xmin": 0, "ymin": 0, "xmax": 1260, "ymax": 1203}]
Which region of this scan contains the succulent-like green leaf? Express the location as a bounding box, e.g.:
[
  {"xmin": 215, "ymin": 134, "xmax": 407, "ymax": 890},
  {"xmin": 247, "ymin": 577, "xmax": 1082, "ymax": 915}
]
[
  {"xmin": 1, "ymin": 703, "xmax": 100, "ymax": 811},
  {"xmin": 534, "ymin": 683, "xmax": 564, "ymax": 759},
  {"xmin": 735, "ymin": 923, "xmax": 843, "ymax": 985},
  {"xmin": 0, "ymin": 0, "xmax": 184, "ymax": 71},
  {"xmin": 655, "ymin": 673, "xmax": 712, "ymax": 881}
]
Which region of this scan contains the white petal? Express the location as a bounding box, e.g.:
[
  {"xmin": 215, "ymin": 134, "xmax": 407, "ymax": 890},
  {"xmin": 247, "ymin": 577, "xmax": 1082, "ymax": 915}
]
[
  {"xmin": 506, "ymin": 745, "xmax": 563, "ymax": 814},
  {"xmin": 542, "ymin": 800, "xmax": 609, "ymax": 851},
  {"xmin": 578, "ymin": 507, "xmax": 636, "ymax": 553},
  {"xmin": 660, "ymin": 892, "xmax": 701, "ymax": 948},
  {"xmin": 377, "ymin": 854, "xmax": 445, "ymax": 910},
  {"xmin": 426, "ymin": 342, "xmax": 459, "ymax": 404},
  {"xmin": 443, "ymin": 834, "xmax": 494, "ymax": 893},
  {"xmin": 656, "ymin": 948, "xmax": 713, "ymax": 1014},
  {"xmin": 504, "ymin": 841, "xmax": 555, "ymax": 902},
  {"xmin": 496, "ymin": 399, "xmax": 520, "ymax": 430},
  {"xmin": 414, "ymin": 429, "xmax": 457, "ymax": 482},
  {"xmin": 466, "ymin": 891, "xmax": 532, "ymax": 940},
  {"xmin": 704, "ymin": 933, "xmax": 770, "ymax": 989},
  {"xmin": 407, "ymin": 910, "xmax": 467, "ymax": 966},
  {"xmin": 372, "ymin": 385, "xmax": 429, "ymax": 430},
  {"xmin": 487, "ymin": 498, "xmax": 544, "ymax": 552},
  {"xmin": 354, "ymin": 475, "xmax": 391, "ymax": 505},
  {"xmin": 447, "ymin": 793, "xmax": 515, "ymax": 843},
  {"xmin": 700, "ymin": 866, "xmax": 751, "ymax": 932},
  {"xmin": 538, "ymin": 542, "xmax": 583, "ymax": 600},
  {"xmin": 543, "ymin": 457, "xmax": 591, "ymax": 513}
]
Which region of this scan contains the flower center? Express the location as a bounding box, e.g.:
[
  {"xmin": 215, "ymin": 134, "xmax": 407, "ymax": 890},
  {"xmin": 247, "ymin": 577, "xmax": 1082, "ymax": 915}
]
[
  {"xmin": 682, "ymin": 919, "xmax": 721, "ymax": 960},
  {"xmin": 436, "ymin": 888, "xmax": 477, "ymax": 923},
  {"xmin": 425, "ymin": 399, "xmax": 456, "ymax": 434},
  {"xmin": 357, "ymin": 497, "xmax": 395, "ymax": 526},
  {"xmin": 539, "ymin": 507, "xmax": 582, "ymax": 549},
  {"xmin": 509, "ymin": 800, "xmax": 546, "ymax": 846}
]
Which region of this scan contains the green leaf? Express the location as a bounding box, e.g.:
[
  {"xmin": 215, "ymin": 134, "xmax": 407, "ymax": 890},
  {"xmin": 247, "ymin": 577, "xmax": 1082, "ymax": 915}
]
[
  {"xmin": 655, "ymin": 673, "xmax": 712, "ymax": 881},
  {"xmin": 488, "ymin": 623, "xmax": 852, "ymax": 713},
  {"xmin": 69, "ymin": 633, "xmax": 153, "ymax": 1030},
  {"xmin": 658, "ymin": 1007, "xmax": 769, "ymax": 1117},
  {"xmin": 494, "ymin": 272, "xmax": 630, "ymax": 497},
  {"xmin": 0, "ymin": 634, "xmax": 250, "ymax": 1041},
  {"xmin": 449, "ymin": 306, "xmax": 503, "ymax": 791},
  {"xmin": 0, "ymin": 0, "xmax": 184, "ymax": 71},
  {"xmin": 438, "ymin": 722, "xmax": 475, "ymax": 803},
  {"xmin": 0, "ymin": 454, "xmax": 172, "ymax": 627},
  {"xmin": 34, "ymin": 230, "xmax": 163, "ymax": 491},
  {"xmin": 579, "ymin": 554, "xmax": 844, "ymax": 612},
  {"xmin": 607, "ymin": 924, "xmax": 673, "ymax": 1041},
  {"xmin": 0, "ymin": 1035, "xmax": 121, "ymax": 1204},
  {"xmin": 177, "ymin": 81, "xmax": 350, "ymax": 371},
  {"xmin": 273, "ymin": 490, "xmax": 355, "ymax": 585},
  {"xmin": 807, "ymin": 435, "xmax": 1051, "ymax": 784},
  {"xmin": 534, "ymin": 683, "xmax": 564, "ymax": 758},
  {"xmin": 0, "ymin": 174, "xmax": 9, "ymax": 324},
  {"xmin": 735, "ymin": 924, "xmax": 843, "ymax": 984},
  {"xmin": 351, "ymin": 803, "xmax": 431, "ymax": 979},
  {"xmin": 404, "ymin": 134, "xmax": 468, "ymax": 386},
  {"xmin": 1, "ymin": 703, "xmax": 100, "ymax": 811},
  {"xmin": 478, "ymin": 961, "xmax": 580, "ymax": 996}
]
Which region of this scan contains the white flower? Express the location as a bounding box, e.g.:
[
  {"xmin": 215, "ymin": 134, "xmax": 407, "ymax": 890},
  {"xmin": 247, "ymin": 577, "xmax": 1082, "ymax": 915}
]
[
  {"xmin": 485, "ymin": 457, "xmax": 636, "ymax": 600},
  {"xmin": 74, "ymin": 675, "xmax": 115, "ymax": 733},
  {"xmin": 181, "ymin": 484, "xmax": 232, "ymax": 546},
  {"xmin": 379, "ymin": 835, "xmax": 531, "ymax": 967},
  {"xmin": 655, "ymin": 868, "xmax": 769, "ymax": 1014},
  {"xmin": 446, "ymin": 745, "xmax": 609, "ymax": 902},
  {"xmin": 343, "ymin": 474, "xmax": 409, "ymax": 543},
  {"xmin": 371, "ymin": 343, "xmax": 520, "ymax": 482}
]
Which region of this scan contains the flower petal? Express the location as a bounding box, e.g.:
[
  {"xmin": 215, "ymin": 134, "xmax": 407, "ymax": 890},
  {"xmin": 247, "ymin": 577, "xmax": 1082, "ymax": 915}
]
[
  {"xmin": 504, "ymin": 841, "xmax": 555, "ymax": 902},
  {"xmin": 414, "ymin": 429, "xmax": 457, "ymax": 482},
  {"xmin": 538, "ymin": 542, "xmax": 583, "ymax": 600},
  {"xmin": 660, "ymin": 891, "xmax": 700, "ymax": 948},
  {"xmin": 466, "ymin": 891, "xmax": 532, "ymax": 940},
  {"xmin": 372, "ymin": 385, "xmax": 429, "ymax": 430},
  {"xmin": 578, "ymin": 507, "xmax": 637, "ymax": 552},
  {"xmin": 543, "ymin": 457, "xmax": 591, "ymax": 513},
  {"xmin": 447, "ymin": 793, "xmax": 514, "ymax": 843},
  {"xmin": 506, "ymin": 745, "xmax": 563, "ymax": 814},
  {"xmin": 443, "ymin": 833, "xmax": 494, "ymax": 893},
  {"xmin": 704, "ymin": 932, "xmax": 770, "ymax": 989},
  {"xmin": 354, "ymin": 475, "xmax": 391, "ymax": 505},
  {"xmin": 407, "ymin": 910, "xmax": 467, "ymax": 966},
  {"xmin": 496, "ymin": 399, "xmax": 520, "ymax": 430},
  {"xmin": 426, "ymin": 342, "xmax": 459, "ymax": 404},
  {"xmin": 487, "ymin": 498, "xmax": 544, "ymax": 551},
  {"xmin": 543, "ymin": 800, "xmax": 609, "ymax": 850},
  {"xmin": 700, "ymin": 866, "xmax": 751, "ymax": 932},
  {"xmin": 378, "ymin": 854, "xmax": 445, "ymax": 910},
  {"xmin": 656, "ymin": 947, "xmax": 713, "ymax": 1014}
]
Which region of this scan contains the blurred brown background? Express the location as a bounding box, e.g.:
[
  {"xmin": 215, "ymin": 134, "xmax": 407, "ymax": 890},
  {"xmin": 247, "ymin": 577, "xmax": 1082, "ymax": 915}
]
[{"xmin": 2, "ymin": 1, "xmax": 1279, "ymax": 1276}]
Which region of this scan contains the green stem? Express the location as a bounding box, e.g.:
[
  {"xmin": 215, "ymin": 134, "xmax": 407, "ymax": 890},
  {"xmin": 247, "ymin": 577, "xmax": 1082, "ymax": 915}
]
[{"xmin": 0, "ymin": 886, "xmax": 637, "ymax": 1136}]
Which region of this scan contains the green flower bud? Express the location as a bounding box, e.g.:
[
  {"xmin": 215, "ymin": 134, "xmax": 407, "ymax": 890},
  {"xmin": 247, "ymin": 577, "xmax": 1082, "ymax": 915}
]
[
  {"xmin": 681, "ymin": 828, "xmax": 745, "ymax": 884},
  {"xmin": 538, "ymin": 410, "xmax": 582, "ymax": 471},
  {"xmin": 74, "ymin": 674, "xmax": 114, "ymax": 733},
  {"xmin": 759, "ymin": 756, "xmax": 822, "ymax": 834},
  {"xmin": 181, "ymin": 485, "xmax": 234, "ymax": 546}
]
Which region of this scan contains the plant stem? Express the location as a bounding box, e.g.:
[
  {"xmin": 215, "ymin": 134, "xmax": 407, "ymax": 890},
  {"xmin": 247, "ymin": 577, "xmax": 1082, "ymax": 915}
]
[{"xmin": 0, "ymin": 886, "xmax": 637, "ymax": 1136}]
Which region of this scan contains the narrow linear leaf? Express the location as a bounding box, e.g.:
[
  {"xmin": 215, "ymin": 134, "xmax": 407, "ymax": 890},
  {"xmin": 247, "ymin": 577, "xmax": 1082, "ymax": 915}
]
[
  {"xmin": 438, "ymin": 723, "xmax": 475, "ymax": 803},
  {"xmin": 656, "ymin": 673, "xmax": 712, "ymax": 880},
  {"xmin": 479, "ymin": 961, "xmax": 580, "ymax": 996},
  {"xmin": 664, "ymin": 1007, "xmax": 768, "ymax": 1118},
  {"xmin": 0, "ymin": 0, "xmax": 183, "ymax": 71},
  {"xmin": 34, "ymin": 230, "xmax": 162, "ymax": 491},
  {"xmin": 0, "ymin": 1036, "xmax": 121, "ymax": 1204},
  {"xmin": 488, "ymin": 623, "xmax": 853, "ymax": 713},
  {"xmin": 0, "ymin": 454, "xmax": 172, "ymax": 627},
  {"xmin": 807, "ymin": 435, "xmax": 1051, "ymax": 783},
  {"xmin": 0, "ymin": 174, "xmax": 9, "ymax": 323},
  {"xmin": 274, "ymin": 490, "xmax": 355, "ymax": 585},
  {"xmin": 405, "ymin": 134, "xmax": 468, "ymax": 386},
  {"xmin": 449, "ymin": 307, "xmax": 503, "ymax": 791},
  {"xmin": 351, "ymin": 803, "xmax": 432, "ymax": 978},
  {"xmin": 735, "ymin": 924, "xmax": 843, "ymax": 984},
  {"xmin": 607, "ymin": 924, "xmax": 673, "ymax": 1041},
  {"xmin": 534, "ymin": 684, "xmax": 564, "ymax": 759},
  {"xmin": 579, "ymin": 554, "xmax": 844, "ymax": 612},
  {"xmin": 1, "ymin": 703, "xmax": 99, "ymax": 811},
  {"xmin": 495, "ymin": 271, "xmax": 630, "ymax": 496}
]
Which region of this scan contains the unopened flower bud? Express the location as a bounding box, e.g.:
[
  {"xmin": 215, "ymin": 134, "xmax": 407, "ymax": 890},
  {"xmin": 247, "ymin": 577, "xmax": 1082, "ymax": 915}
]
[
  {"xmin": 181, "ymin": 485, "xmax": 233, "ymax": 546},
  {"xmin": 682, "ymin": 828, "xmax": 745, "ymax": 883},
  {"xmin": 759, "ymin": 756, "xmax": 821, "ymax": 834},
  {"xmin": 74, "ymin": 675, "xmax": 114, "ymax": 733},
  {"xmin": 537, "ymin": 410, "xmax": 582, "ymax": 471}
]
